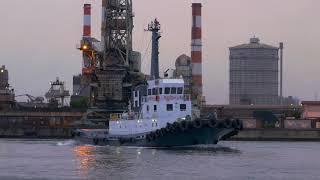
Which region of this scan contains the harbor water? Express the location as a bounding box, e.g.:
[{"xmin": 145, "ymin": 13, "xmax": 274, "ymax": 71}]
[{"xmin": 0, "ymin": 139, "xmax": 319, "ymax": 180}]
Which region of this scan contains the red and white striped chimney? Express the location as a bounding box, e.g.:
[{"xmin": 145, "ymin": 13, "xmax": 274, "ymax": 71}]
[
  {"xmin": 191, "ymin": 3, "xmax": 203, "ymax": 103},
  {"xmin": 83, "ymin": 4, "xmax": 91, "ymax": 37}
]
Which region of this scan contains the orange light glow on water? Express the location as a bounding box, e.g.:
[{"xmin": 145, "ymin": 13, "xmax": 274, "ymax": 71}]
[{"xmin": 73, "ymin": 146, "xmax": 96, "ymax": 177}]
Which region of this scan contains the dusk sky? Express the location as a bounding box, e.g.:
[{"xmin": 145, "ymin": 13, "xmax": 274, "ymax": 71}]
[{"xmin": 1, "ymin": 0, "xmax": 320, "ymax": 104}]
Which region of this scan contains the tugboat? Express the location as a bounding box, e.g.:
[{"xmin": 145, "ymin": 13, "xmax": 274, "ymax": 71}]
[
  {"xmin": 72, "ymin": 11, "xmax": 242, "ymax": 147},
  {"xmin": 73, "ymin": 77, "xmax": 243, "ymax": 147}
]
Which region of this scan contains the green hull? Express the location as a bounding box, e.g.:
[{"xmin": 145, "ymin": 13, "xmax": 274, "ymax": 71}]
[
  {"xmin": 76, "ymin": 119, "xmax": 242, "ymax": 147},
  {"xmin": 146, "ymin": 127, "xmax": 237, "ymax": 147}
]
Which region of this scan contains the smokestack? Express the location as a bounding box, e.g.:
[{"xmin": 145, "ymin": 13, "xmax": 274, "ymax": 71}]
[
  {"xmin": 279, "ymin": 42, "xmax": 284, "ymax": 104},
  {"xmin": 191, "ymin": 3, "xmax": 203, "ymax": 104},
  {"xmin": 83, "ymin": 4, "xmax": 91, "ymax": 37}
]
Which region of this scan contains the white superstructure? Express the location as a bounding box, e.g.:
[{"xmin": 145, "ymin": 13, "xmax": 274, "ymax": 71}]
[{"xmin": 109, "ymin": 78, "xmax": 192, "ymax": 136}]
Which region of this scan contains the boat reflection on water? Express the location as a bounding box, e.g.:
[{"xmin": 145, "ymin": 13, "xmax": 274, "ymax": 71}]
[{"xmin": 71, "ymin": 144, "xmax": 241, "ymax": 179}]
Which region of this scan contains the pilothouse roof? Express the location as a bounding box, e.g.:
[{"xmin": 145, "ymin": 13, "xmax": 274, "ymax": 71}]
[{"xmin": 148, "ymin": 78, "xmax": 184, "ymax": 87}]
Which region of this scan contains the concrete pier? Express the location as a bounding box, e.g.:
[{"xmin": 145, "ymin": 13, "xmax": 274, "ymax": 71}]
[{"xmin": 231, "ymin": 129, "xmax": 320, "ymax": 141}]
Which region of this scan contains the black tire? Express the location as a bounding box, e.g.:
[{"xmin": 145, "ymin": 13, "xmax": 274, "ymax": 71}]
[
  {"xmin": 71, "ymin": 131, "xmax": 75, "ymax": 138},
  {"xmin": 167, "ymin": 124, "xmax": 176, "ymax": 133},
  {"xmin": 193, "ymin": 119, "xmax": 202, "ymax": 129},
  {"xmin": 217, "ymin": 121, "xmax": 225, "ymax": 128},
  {"xmin": 150, "ymin": 132, "xmax": 156, "ymax": 140},
  {"xmin": 173, "ymin": 122, "xmax": 180, "ymax": 129},
  {"xmin": 155, "ymin": 129, "xmax": 163, "ymax": 137},
  {"xmin": 146, "ymin": 134, "xmax": 151, "ymax": 142},
  {"xmin": 232, "ymin": 119, "xmax": 241, "ymax": 130},
  {"xmin": 161, "ymin": 128, "xmax": 167, "ymax": 136},
  {"xmin": 165, "ymin": 125, "xmax": 172, "ymax": 133},
  {"xmin": 223, "ymin": 119, "xmax": 232, "ymax": 128},
  {"xmin": 239, "ymin": 119, "xmax": 244, "ymax": 130},
  {"xmin": 119, "ymin": 138, "xmax": 125, "ymax": 145},
  {"xmin": 93, "ymin": 138, "xmax": 99, "ymax": 145},
  {"xmin": 208, "ymin": 119, "xmax": 217, "ymax": 128},
  {"xmin": 179, "ymin": 121, "xmax": 189, "ymax": 132}
]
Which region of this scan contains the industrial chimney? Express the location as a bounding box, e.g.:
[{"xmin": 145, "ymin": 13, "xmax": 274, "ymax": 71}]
[
  {"xmin": 279, "ymin": 42, "xmax": 284, "ymax": 104},
  {"xmin": 83, "ymin": 4, "xmax": 91, "ymax": 38},
  {"xmin": 191, "ymin": 3, "xmax": 203, "ymax": 105}
]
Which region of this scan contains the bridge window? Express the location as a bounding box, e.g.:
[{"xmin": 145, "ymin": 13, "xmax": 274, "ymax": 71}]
[
  {"xmin": 152, "ymin": 88, "xmax": 157, "ymax": 95},
  {"xmin": 177, "ymin": 87, "xmax": 183, "ymax": 94},
  {"xmin": 159, "ymin": 88, "xmax": 163, "ymax": 94},
  {"xmin": 167, "ymin": 104, "xmax": 173, "ymax": 111},
  {"xmin": 148, "ymin": 89, "xmax": 152, "ymax": 95},
  {"xmin": 180, "ymin": 104, "xmax": 187, "ymax": 111},
  {"xmin": 165, "ymin": 87, "xmax": 170, "ymax": 94},
  {"xmin": 154, "ymin": 105, "xmax": 157, "ymax": 112},
  {"xmin": 147, "ymin": 105, "xmax": 149, "ymax": 112},
  {"xmin": 171, "ymin": 87, "xmax": 177, "ymax": 94}
]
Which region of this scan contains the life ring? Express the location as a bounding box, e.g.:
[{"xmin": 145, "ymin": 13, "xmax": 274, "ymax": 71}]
[
  {"xmin": 193, "ymin": 119, "xmax": 202, "ymax": 129},
  {"xmin": 93, "ymin": 138, "xmax": 99, "ymax": 145}
]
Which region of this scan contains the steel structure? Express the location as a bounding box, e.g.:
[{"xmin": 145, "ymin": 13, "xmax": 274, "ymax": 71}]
[
  {"xmin": 101, "ymin": 0, "xmax": 133, "ymax": 67},
  {"xmin": 45, "ymin": 77, "xmax": 70, "ymax": 107},
  {"xmin": 96, "ymin": 0, "xmax": 134, "ymax": 108}
]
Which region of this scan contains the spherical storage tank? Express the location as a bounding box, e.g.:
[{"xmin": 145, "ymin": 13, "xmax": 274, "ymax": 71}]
[
  {"xmin": 229, "ymin": 38, "xmax": 279, "ymax": 105},
  {"xmin": 175, "ymin": 54, "xmax": 192, "ymax": 94}
]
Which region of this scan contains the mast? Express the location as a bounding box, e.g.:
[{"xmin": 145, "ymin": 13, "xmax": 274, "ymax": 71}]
[{"xmin": 147, "ymin": 18, "xmax": 161, "ymax": 79}]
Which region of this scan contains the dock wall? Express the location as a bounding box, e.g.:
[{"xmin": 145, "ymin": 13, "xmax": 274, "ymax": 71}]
[
  {"xmin": 232, "ymin": 129, "xmax": 320, "ymax": 141},
  {"xmin": 0, "ymin": 111, "xmax": 85, "ymax": 138}
]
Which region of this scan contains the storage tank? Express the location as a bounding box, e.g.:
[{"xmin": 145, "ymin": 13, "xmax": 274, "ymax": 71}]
[
  {"xmin": 175, "ymin": 54, "xmax": 192, "ymax": 94},
  {"xmin": 229, "ymin": 37, "xmax": 279, "ymax": 105}
]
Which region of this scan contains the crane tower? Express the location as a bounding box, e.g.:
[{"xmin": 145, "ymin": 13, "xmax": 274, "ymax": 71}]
[{"xmin": 96, "ymin": 0, "xmax": 134, "ymax": 108}]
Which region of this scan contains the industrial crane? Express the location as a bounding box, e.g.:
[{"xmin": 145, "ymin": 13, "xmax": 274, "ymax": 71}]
[{"xmin": 15, "ymin": 94, "xmax": 44, "ymax": 103}]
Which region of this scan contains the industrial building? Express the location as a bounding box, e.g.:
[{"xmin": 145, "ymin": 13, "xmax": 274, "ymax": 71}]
[
  {"xmin": 0, "ymin": 65, "xmax": 14, "ymax": 110},
  {"xmin": 229, "ymin": 37, "xmax": 280, "ymax": 105}
]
